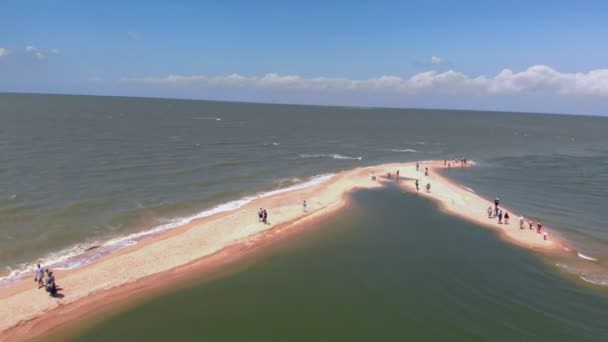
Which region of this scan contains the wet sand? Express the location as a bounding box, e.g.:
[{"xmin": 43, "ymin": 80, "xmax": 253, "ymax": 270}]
[{"xmin": 0, "ymin": 161, "xmax": 561, "ymax": 341}]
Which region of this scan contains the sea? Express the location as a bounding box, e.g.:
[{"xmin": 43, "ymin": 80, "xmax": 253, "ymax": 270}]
[{"xmin": 1, "ymin": 93, "xmax": 608, "ymax": 336}]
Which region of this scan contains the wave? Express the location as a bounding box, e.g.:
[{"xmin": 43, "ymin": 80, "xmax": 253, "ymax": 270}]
[
  {"xmin": 0, "ymin": 173, "xmax": 335, "ymax": 287},
  {"xmin": 389, "ymin": 149, "xmax": 417, "ymax": 153},
  {"xmin": 577, "ymin": 252, "xmax": 598, "ymax": 261},
  {"xmin": 193, "ymin": 117, "xmax": 222, "ymax": 121},
  {"xmin": 299, "ymin": 154, "xmax": 362, "ymax": 160},
  {"xmin": 580, "ymin": 276, "xmax": 608, "ymax": 287}
]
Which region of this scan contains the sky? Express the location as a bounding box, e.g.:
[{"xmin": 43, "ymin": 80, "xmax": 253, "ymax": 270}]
[{"xmin": 1, "ymin": 0, "xmax": 608, "ymax": 115}]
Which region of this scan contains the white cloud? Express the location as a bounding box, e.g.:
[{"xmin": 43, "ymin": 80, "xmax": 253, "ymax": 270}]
[
  {"xmin": 25, "ymin": 45, "xmax": 45, "ymax": 59},
  {"xmin": 431, "ymin": 56, "xmax": 445, "ymax": 65},
  {"xmin": 119, "ymin": 65, "xmax": 608, "ymax": 97},
  {"xmin": 24, "ymin": 46, "xmax": 59, "ymax": 59},
  {"xmin": 0, "ymin": 48, "xmax": 11, "ymax": 57}
]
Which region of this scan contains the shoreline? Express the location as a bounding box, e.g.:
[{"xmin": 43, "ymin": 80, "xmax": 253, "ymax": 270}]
[{"xmin": 0, "ymin": 161, "xmax": 563, "ymax": 341}]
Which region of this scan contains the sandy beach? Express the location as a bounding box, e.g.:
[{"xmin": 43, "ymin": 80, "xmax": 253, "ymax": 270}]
[{"xmin": 0, "ymin": 161, "xmax": 562, "ymax": 341}]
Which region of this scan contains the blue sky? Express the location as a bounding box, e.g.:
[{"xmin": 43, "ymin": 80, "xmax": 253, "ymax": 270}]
[{"xmin": 1, "ymin": 0, "xmax": 607, "ymax": 115}]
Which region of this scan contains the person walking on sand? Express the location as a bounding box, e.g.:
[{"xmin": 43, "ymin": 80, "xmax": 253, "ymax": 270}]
[
  {"xmin": 425, "ymin": 167, "xmax": 429, "ymax": 176},
  {"xmin": 529, "ymin": 220, "xmax": 534, "ymax": 230},
  {"xmin": 258, "ymin": 208, "xmax": 263, "ymax": 222},
  {"xmin": 416, "ymin": 162, "xmax": 420, "ymax": 172},
  {"xmin": 426, "ymin": 182, "xmax": 431, "ymax": 193},
  {"xmin": 263, "ymin": 209, "xmax": 268, "ymax": 224},
  {"xmin": 498, "ymin": 209, "xmax": 503, "ymax": 224},
  {"xmin": 396, "ymin": 170, "xmax": 400, "ymax": 179},
  {"xmin": 537, "ymin": 221, "xmax": 542, "ymax": 234},
  {"xmin": 444, "ymin": 160, "xmax": 447, "ymax": 165},
  {"xmin": 494, "ymin": 198, "xmax": 500, "ymax": 210},
  {"xmin": 504, "ymin": 211, "xmax": 510, "ymax": 224},
  {"xmin": 487, "ymin": 206, "xmax": 493, "ymax": 218},
  {"xmin": 34, "ymin": 264, "xmax": 44, "ymax": 288},
  {"xmin": 519, "ymin": 216, "xmax": 525, "ymax": 229},
  {"xmin": 415, "ymin": 179, "xmax": 419, "ymax": 191},
  {"xmin": 303, "ymin": 200, "xmax": 308, "ymax": 212}
]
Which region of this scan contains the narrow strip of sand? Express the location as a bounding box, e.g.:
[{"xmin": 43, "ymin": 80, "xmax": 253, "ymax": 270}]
[{"xmin": 0, "ymin": 161, "xmax": 561, "ymax": 341}]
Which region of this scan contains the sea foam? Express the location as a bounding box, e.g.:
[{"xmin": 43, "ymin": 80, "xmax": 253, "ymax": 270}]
[{"xmin": 299, "ymin": 154, "xmax": 362, "ymax": 160}]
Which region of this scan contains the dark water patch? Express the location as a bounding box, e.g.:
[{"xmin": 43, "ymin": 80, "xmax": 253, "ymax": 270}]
[{"xmin": 71, "ymin": 187, "xmax": 608, "ymax": 341}]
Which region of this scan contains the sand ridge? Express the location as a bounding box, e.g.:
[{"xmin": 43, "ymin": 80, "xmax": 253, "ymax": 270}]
[{"xmin": 0, "ymin": 161, "xmax": 561, "ymax": 341}]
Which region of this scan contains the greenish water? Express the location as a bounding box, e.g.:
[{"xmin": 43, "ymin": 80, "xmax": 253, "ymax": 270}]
[
  {"xmin": 71, "ymin": 187, "xmax": 608, "ymax": 341},
  {"xmin": 2, "ymin": 93, "xmax": 608, "ymax": 287}
]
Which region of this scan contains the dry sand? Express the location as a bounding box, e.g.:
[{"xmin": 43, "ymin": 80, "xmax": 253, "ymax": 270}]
[{"xmin": 0, "ymin": 161, "xmax": 563, "ymax": 341}]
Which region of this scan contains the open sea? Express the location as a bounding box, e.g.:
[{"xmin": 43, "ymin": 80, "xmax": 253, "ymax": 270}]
[{"xmin": 1, "ymin": 93, "xmax": 608, "ymax": 338}]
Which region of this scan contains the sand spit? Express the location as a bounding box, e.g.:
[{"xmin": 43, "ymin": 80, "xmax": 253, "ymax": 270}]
[{"xmin": 0, "ymin": 161, "xmax": 559, "ymax": 341}]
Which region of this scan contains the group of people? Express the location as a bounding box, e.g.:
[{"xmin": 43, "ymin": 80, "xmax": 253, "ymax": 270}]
[
  {"xmin": 487, "ymin": 198, "xmax": 548, "ymax": 240},
  {"xmin": 258, "ymin": 208, "xmax": 269, "ymax": 224},
  {"xmin": 34, "ymin": 264, "xmax": 58, "ymax": 297}
]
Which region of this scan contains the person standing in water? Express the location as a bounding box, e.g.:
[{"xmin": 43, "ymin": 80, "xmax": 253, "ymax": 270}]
[
  {"xmin": 416, "ymin": 162, "xmax": 420, "ymax": 171},
  {"xmin": 426, "ymin": 182, "xmax": 431, "ymax": 192},
  {"xmin": 415, "ymin": 179, "xmax": 419, "ymax": 191},
  {"xmin": 302, "ymin": 200, "xmax": 307, "ymax": 212},
  {"xmin": 34, "ymin": 264, "xmax": 44, "ymax": 288}
]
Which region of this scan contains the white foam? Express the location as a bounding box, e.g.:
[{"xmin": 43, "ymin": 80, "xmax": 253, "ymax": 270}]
[
  {"xmin": 193, "ymin": 117, "xmax": 222, "ymax": 121},
  {"xmin": 580, "ymin": 276, "xmax": 608, "ymax": 287},
  {"xmin": 390, "ymin": 149, "xmax": 417, "ymax": 153},
  {"xmin": 577, "ymin": 252, "xmax": 598, "ymax": 261},
  {"xmin": 300, "ymin": 154, "xmax": 362, "ymax": 160}
]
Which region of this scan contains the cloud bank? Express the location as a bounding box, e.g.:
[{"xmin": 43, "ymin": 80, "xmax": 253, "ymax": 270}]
[
  {"xmin": 120, "ymin": 65, "xmax": 608, "ymax": 97},
  {"xmin": 0, "ymin": 48, "xmax": 11, "ymax": 57}
]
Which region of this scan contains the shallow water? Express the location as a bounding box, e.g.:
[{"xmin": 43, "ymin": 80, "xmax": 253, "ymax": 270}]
[
  {"xmin": 70, "ymin": 187, "xmax": 608, "ymax": 341},
  {"xmin": 1, "ymin": 93, "xmax": 608, "ymax": 286}
]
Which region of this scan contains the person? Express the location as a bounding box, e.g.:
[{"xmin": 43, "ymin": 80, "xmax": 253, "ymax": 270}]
[
  {"xmin": 529, "ymin": 220, "xmax": 534, "ymax": 230},
  {"xmin": 504, "ymin": 211, "xmax": 510, "ymax": 224},
  {"xmin": 302, "ymin": 200, "xmax": 307, "ymax": 212},
  {"xmin": 416, "ymin": 162, "xmax": 420, "ymax": 172},
  {"xmin": 444, "ymin": 160, "xmax": 447, "ymax": 165},
  {"xmin": 426, "ymin": 182, "xmax": 431, "ymax": 192},
  {"xmin": 370, "ymin": 172, "xmax": 376, "ymax": 181},
  {"xmin": 448, "ymin": 163, "xmax": 451, "ymax": 169},
  {"xmin": 45, "ymin": 270, "xmax": 57, "ymax": 297},
  {"xmin": 415, "ymin": 179, "xmax": 419, "ymax": 191},
  {"xmin": 425, "ymin": 167, "xmax": 429, "ymax": 176},
  {"xmin": 263, "ymin": 209, "xmax": 268, "ymax": 224},
  {"xmin": 258, "ymin": 208, "xmax": 263, "ymax": 222},
  {"xmin": 396, "ymin": 170, "xmax": 400, "ymax": 179},
  {"xmin": 498, "ymin": 209, "xmax": 503, "ymax": 224},
  {"xmin": 537, "ymin": 221, "xmax": 542, "ymax": 234},
  {"xmin": 464, "ymin": 158, "xmax": 467, "ymax": 165},
  {"xmin": 519, "ymin": 216, "xmax": 525, "ymax": 229},
  {"xmin": 34, "ymin": 264, "xmax": 44, "ymax": 288},
  {"xmin": 487, "ymin": 206, "xmax": 493, "ymax": 218},
  {"xmin": 494, "ymin": 198, "xmax": 500, "ymax": 210}
]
